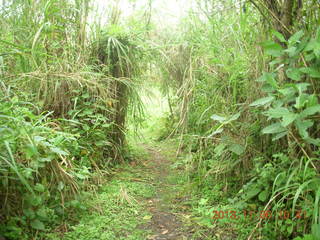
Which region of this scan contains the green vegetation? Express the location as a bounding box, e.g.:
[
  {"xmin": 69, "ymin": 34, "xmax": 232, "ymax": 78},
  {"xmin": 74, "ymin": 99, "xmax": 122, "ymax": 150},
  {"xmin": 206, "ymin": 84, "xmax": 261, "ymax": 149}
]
[
  {"xmin": 44, "ymin": 162, "xmax": 156, "ymax": 240},
  {"xmin": 160, "ymin": 1, "xmax": 320, "ymax": 240},
  {"xmin": 1, "ymin": 0, "xmax": 320, "ymax": 239}
]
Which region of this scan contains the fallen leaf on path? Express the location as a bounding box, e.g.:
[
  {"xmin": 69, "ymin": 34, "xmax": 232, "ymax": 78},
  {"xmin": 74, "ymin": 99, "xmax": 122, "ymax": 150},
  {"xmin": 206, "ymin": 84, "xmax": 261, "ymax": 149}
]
[
  {"xmin": 143, "ymin": 215, "xmax": 152, "ymax": 220},
  {"xmin": 161, "ymin": 230, "xmax": 168, "ymax": 234}
]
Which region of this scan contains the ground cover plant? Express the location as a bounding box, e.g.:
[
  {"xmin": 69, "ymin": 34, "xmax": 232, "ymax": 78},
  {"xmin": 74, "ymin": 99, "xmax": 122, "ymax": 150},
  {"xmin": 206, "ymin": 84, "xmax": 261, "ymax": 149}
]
[{"xmin": 1, "ymin": 0, "xmax": 320, "ymax": 239}]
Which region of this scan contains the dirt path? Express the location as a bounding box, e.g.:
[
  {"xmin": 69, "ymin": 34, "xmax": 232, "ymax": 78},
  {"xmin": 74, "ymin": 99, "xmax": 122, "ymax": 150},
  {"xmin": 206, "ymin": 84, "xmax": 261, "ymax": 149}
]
[
  {"xmin": 43, "ymin": 142, "xmax": 198, "ymax": 240},
  {"xmin": 139, "ymin": 145, "xmax": 193, "ymax": 240}
]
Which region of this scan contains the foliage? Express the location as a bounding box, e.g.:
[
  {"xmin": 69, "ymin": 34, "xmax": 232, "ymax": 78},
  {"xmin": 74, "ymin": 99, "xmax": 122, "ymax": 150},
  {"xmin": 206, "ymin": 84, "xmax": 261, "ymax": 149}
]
[
  {"xmin": 0, "ymin": 0, "xmax": 147, "ymax": 238},
  {"xmin": 92, "ymin": 25, "xmax": 146, "ymax": 151},
  {"xmin": 43, "ymin": 164, "xmax": 155, "ymax": 240},
  {"xmin": 157, "ymin": 1, "xmax": 320, "ymax": 239},
  {"xmin": 0, "ymin": 91, "xmax": 83, "ymax": 239},
  {"xmin": 254, "ymin": 29, "xmax": 320, "ymax": 146},
  {"xmin": 1, "ymin": 0, "xmax": 320, "ymax": 239},
  {"xmin": 243, "ymin": 28, "xmax": 320, "ymax": 239}
]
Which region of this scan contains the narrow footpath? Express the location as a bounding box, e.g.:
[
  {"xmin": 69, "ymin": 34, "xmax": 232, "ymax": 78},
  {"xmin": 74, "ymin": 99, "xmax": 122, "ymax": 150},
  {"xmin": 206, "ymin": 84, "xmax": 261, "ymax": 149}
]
[
  {"xmin": 139, "ymin": 144, "xmax": 193, "ymax": 239},
  {"xmin": 45, "ymin": 141, "xmax": 198, "ymax": 240}
]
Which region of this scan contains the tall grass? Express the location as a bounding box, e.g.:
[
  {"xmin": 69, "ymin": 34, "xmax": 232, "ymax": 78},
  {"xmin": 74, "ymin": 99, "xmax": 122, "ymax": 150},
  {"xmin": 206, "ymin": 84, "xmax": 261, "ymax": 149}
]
[
  {"xmin": 0, "ymin": 0, "xmax": 147, "ymax": 238},
  {"xmin": 155, "ymin": 0, "xmax": 320, "ymax": 239}
]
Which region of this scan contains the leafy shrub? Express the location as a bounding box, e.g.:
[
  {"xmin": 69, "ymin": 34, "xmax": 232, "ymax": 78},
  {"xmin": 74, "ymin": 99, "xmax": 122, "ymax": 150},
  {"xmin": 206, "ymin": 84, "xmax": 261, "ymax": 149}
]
[
  {"xmin": 244, "ymin": 29, "xmax": 320, "ymax": 239},
  {"xmin": 0, "ymin": 92, "xmax": 92, "ymax": 238}
]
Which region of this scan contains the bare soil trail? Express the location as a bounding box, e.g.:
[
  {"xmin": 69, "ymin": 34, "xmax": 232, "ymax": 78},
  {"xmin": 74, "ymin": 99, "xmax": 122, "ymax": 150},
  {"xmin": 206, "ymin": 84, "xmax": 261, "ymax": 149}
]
[
  {"xmin": 42, "ymin": 141, "xmax": 202, "ymax": 240},
  {"xmin": 138, "ymin": 144, "xmax": 195, "ymax": 240}
]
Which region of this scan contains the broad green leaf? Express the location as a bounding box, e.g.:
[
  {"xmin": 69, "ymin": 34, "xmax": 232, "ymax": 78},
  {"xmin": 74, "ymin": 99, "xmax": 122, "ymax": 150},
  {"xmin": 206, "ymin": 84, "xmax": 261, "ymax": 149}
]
[
  {"xmin": 264, "ymin": 107, "xmax": 289, "ymax": 119},
  {"xmin": 75, "ymin": 173, "xmax": 88, "ymax": 180},
  {"xmin": 299, "ymin": 67, "xmax": 310, "ymax": 74},
  {"xmin": 25, "ymin": 144, "xmax": 39, "ymax": 159},
  {"xmin": 33, "ymin": 136, "xmax": 46, "ymax": 143},
  {"xmin": 250, "ymin": 96, "xmax": 274, "ymax": 107},
  {"xmin": 210, "ymin": 128, "xmax": 224, "ymax": 136},
  {"xmin": 292, "ymin": 235, "xmax": 314, "ymax": 240},
  {"xmin": 261, "ymin": 83, "xmax": 276, "ymax": 93},
  {"xmin": 30, "ymin": 195, "xmax": 42, "ymax": 207},
  {"xmin": 262, "ymin": 123, "xmax": 287, "ymax": 134},
  {"xmin": 278, "ymin": 86, "xmax": 296, "ymax": 97},
  {"xmin": 258, "ymin": 190, "xmax": 269, "ymax": 202},
  {"xmin": 257, "ymin": 72, "xmax": 271, "ymax": 82},
  {"xmin": 293, "ymin": 236, "xmax": 303, "ymax": 240},
  {"xmin": 262, "ymin": 41, "xmax": 283, "ymax": 57},
  {"xmin": 23, "ymin": 208, "xmax": 35, "ymax": 218},
  {"xmin": 82, "ymin": 93, "xmax": 90, "ymax": 98},
  {"xmin": 288, "ymin": 30, "xmax": 304, "ymax": 45},
  {"xmin": 300, "ymin": 105, "xmax": 320, "ymax": 118},
  {"xmin": 306, "ymin": 137, "xmax": 320, "ymax": 146},
  {"xmin": 34, "ymin": 183, "xmax": 45, "ymax": 192},
  {"xmin": 228, "ymin": 144, "xmax": 245, "ymax": 155},
  {"xmin": 309, "ymin": 68, "xmax": 320, "ymax": 78},
  {"xmin": 287, "ymin": 225, "xmax": 294, "ymax": 235},
  {"xmin": 228, "ymin": 112, "xmax": 241, "ymax": 121},
  {"xmin": 295, "ymin": 94, "xmax": 309, "ymax": 109},
  {"xmin": 286, "ymin": 68, "xmax": 301, "ymax": 81},
  {"xmin": 245, "ymin": 187, "xmax": 261, "ymax": 200},
  {"xmin": 58, "ymin": 181, "xmax": 64, "ymax": 191},
  {"xmin": 39, "ymin": 157, "xmax": 53, "ymax": 162},
  {"xmin": 272, "ymin": 30, "xmax": 286, "ymax": 43},
  {"xmin": 295, "ymin": 119, "xmax": 313, "ymax": 138},
  {"xmin": 257, "ymin": 72, "xmax": 278, "ymax": 89},
  {"xmin": 305, "ymin": 39, "xmax": 319, "ymax": 52},
  {"xmin": 210, "ymin": 114, "xmax": 226, "ymax": 122},
  {"xmin": 295, "ymin": 83, "xmax": 310, "ymax": 93},
  {"xmin": 30, "ymin": 219, "xmax": 45, "ymax": 230},
  {"xmin": 285, "ymin": 46, "xmax": 298, "ymax": 57},
  {"xmin": 269, "ymin": 59, "xmax": 282, "ymax": 67},
  {"xmin": 214, "ymin": 143, "xmax": 226, "ymax": 156},
  {"xmin": 305, "ymin": 53, "xmax": 316, "ymax": 61},
  {"xmin": 272, "ymin": 131, "xmax": 288, "ymax": 141},
  {"xmin": 83, "ymin": 124, "xmax": 90, "ymax": 131},
  {"xmin": 50, "ymin": 147, "xmax": 68, "ymax": 156},
  {"xmin": 300, "ymin": 67, "xmax": 320, "ymax": 78},
  {"xmin": 281, "ymin": 113, "xmax": 297, "ymax": 127},
  {"xmin": 36, "ymin": 208, "xmax": 48, "ymax": 219},
  {"xmin": 95, "ymin": 141, "xmax": 105, "ymax": 147},
  {"xmin": 83, "ymin": 109, "xmax": 93, "ymax": 115},
  {"xmin": 211, "ymin": 113, "xmax": 240, "ymax": 123},
  {"xmin": 307, "ymin": 94, "xmax": 319, "ymax": 107},
  {"xmin": 265, "ymin": 73, "xmax": 278, "ymax": 89},
  {"xmin": 102, "ymin": 123, "xmax": 111, "ymax": 128},
  {"xmin": 199, "ymin": 198, "xmax": 208, "ymax": 205}
]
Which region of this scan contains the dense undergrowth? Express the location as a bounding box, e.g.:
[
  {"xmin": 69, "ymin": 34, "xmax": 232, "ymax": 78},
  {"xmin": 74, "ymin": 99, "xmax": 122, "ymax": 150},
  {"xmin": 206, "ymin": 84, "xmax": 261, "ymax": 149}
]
[
  {"xmin": 1, "ymin": 0, "xmax": 320, "ymax": 239},
  {"xmin": 156, "ymin": 1, "xmax": 320, "ymax": 240},
  {"xmin": 0, "ymin": 0, "xmax": 147, "ymax": 238}
]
